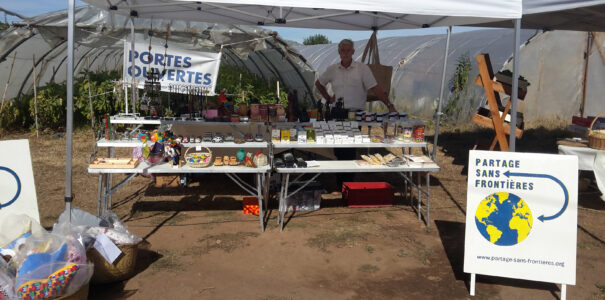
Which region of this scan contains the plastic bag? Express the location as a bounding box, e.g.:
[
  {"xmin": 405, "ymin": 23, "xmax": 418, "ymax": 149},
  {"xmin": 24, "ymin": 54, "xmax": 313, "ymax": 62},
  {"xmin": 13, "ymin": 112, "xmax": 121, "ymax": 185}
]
[
  {"xmin": 0, "ymin": 258, "xmax": 15, "ymax": 300},
  {"xmin": 85, "ymin": 212, "xmax": 142, "ymax": 245},
  {"xmin": 11, "ymin": 233, "xmax": 92, "ymax": 299}
]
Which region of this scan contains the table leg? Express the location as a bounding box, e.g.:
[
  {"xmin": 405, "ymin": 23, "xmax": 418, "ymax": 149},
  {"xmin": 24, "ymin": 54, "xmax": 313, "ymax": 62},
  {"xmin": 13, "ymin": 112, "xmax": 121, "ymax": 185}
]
[
  {"xmin": 426, "ymin": 173, "xmax": 431, "ymax": 228},
  {"xmin": 256, "ymin": 173, "xmax": 265, "ymax": 232},
  {"xmin": 96, "ymin": 174, "xmax": 103, "ymax": 216},
  {"xmin": 417, "ymin": 172, "xmax": 422, "ymax": 220},
  {"xmin": 280, "ymin": 174, "xmax": 290, "ymax": 232},
  {"xmin": 277, "ymin": 174, "xmax": 286, "ymax": 225}
]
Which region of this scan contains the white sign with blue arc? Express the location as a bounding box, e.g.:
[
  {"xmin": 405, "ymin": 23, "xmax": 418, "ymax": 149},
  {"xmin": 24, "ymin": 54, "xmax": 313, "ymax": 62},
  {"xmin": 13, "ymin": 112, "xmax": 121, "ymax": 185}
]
[
  {"xmin": 0, "ymin": 166, "xmax": 21, "ymax": 208},
  {"xmin": 0, "ymin": 139, "xmax": 40, "ymax": 222},
  {"xmin": 464, "ymin": 150, "xmax": 578, "ymax": 285}
]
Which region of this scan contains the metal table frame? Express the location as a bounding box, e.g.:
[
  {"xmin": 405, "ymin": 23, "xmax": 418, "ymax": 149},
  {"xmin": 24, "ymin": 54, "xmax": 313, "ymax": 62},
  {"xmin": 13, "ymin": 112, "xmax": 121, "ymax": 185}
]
[
  {"xmin": 275, "ymin": 160, "xmax": 439, "ymax": 231},
  {"xmin": 89, "ymin": 163, "xmax": 271, "ymax": 231}
]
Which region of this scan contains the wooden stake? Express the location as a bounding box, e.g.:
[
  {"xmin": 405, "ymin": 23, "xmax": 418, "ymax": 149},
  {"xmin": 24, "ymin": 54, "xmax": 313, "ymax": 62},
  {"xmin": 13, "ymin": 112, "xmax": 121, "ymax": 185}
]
[
  {"xmin": 87, "ymin": 57, "xmax": 96, "ymax": 140},
  {"xmin": 580, "ymin": 32, "xmax": 593, "ymax": 118},
  {"xmin": 0, "ymin": 52, "xmax": 17, "ymax": 114},
  {"xmin": 32, "ymin": 54, "xmax": 39, "ymax": 138}
]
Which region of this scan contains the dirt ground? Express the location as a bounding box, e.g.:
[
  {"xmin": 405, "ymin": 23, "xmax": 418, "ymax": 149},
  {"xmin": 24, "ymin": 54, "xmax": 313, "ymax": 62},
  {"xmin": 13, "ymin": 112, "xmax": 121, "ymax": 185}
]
[{"xmin": 1, "ymin": 126, "xmax": 604, "ymax": 300}]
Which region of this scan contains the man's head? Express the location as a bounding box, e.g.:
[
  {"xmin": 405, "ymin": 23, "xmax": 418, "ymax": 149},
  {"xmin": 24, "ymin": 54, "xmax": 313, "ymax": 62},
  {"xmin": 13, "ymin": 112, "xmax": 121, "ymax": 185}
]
[{"xmin": 338, "ymin": 39, "xmax": 354, "ymax": 67}]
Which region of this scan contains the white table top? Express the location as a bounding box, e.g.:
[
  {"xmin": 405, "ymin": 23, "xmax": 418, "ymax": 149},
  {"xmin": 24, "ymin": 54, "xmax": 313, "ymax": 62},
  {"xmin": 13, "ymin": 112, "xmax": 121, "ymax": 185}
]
[
  {"xmin": 275, "ymin": 160, "xmax": 439, "ymax": 173},
  {"xmin": 272, "ymin": 141, "xmax": 426, "ymax": 148},
  {"xmin": 88, "ymin": 162, "xmax": 271, "ymax": 174}
]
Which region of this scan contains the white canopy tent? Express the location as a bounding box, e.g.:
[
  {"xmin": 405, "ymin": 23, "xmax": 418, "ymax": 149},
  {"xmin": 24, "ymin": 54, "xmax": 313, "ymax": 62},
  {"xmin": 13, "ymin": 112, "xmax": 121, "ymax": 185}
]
[
  {"xmin": 81, "ymin": 0, "xmax": 521, "ymax": 30},
  {"xmin": 60, "ymin": 0, "xmax": 523, "ymax": 220}
]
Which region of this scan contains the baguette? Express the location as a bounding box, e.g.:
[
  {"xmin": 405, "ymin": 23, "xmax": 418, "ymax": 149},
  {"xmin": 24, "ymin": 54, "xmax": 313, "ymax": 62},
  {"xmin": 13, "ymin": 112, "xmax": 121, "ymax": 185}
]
[
  {"xmin": 369, "ymin": 154, "xmax": 382, "ymax": 165},
  {"xmin": 374, "ymin": 153, "xmax": 386, "ymax": 164},
  {"xmin": 361, "ymin": 155, "xmax": 374, "ymax": 164}
]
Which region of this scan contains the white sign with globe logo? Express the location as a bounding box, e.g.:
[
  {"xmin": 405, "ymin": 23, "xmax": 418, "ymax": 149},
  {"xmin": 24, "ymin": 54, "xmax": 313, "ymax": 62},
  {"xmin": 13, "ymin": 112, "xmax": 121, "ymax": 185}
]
[{"xmin": 464, "ymin": 150, "xmax": 577, "ymax": 290}]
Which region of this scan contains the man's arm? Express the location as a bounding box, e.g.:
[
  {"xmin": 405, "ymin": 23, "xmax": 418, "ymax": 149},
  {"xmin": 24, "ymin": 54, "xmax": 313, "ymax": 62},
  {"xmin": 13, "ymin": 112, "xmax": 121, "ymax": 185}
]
[
  {"xmin": 370, "ymin": 85, "xmax": 396, "ymax": 112},
  {"xmin": 315, "ymin": 80, "xmax": 335, "ymax": 103}
]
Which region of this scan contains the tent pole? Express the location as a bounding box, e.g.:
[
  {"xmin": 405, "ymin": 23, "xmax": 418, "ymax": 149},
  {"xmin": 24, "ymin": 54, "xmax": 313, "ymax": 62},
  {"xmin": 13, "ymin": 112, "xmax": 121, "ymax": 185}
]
[
  {"xmin": 65, "ymin": 0, "xmax": 75, "ymax": 221},
  {"xmin": 432, "ymin": 26, "xmax": 451, "ymax": 160},
  {"xmin": 130, "ymin": 17, "xmax": 136, "ymax": 114},
  {"xmin": 509, "ymin": 19, "xmax": 521, "ymax": 152}
]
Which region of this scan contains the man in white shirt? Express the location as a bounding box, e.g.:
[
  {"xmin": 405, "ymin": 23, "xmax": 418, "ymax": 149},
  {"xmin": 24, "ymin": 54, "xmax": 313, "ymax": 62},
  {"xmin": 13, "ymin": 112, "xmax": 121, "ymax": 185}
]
[
  {"xmin": 315, "ymin": 39, "xmax": 396, "ymax": 112},
  {"xmin": 314, "ymin": 39, "xmax": 395, "ymax": 191}
]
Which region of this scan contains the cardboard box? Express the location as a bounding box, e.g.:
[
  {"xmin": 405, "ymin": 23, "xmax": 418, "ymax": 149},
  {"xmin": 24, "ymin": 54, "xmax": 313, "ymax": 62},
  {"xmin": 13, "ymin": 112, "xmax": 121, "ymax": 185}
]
[{"xmin": 155, "ymin": 175, "xmax": 180, "ymax": 188}]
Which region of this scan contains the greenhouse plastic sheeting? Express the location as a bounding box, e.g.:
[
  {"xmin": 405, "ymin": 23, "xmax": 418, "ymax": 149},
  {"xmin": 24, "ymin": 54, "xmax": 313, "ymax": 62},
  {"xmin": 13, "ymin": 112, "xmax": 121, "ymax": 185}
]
[
  {"xmin": 296, "ymin": 29, "xmax": 605, "ymax": 122},
  {"xmin": 0, "ymin": 5, "xmax": 315, "ymax": 102}
]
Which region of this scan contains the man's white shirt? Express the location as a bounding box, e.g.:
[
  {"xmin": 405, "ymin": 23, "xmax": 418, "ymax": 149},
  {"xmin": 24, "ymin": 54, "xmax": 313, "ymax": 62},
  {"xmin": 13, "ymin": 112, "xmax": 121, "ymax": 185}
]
[{"xmin": 318, "ymin": 61, "xmax": 377, "ymax": 110}]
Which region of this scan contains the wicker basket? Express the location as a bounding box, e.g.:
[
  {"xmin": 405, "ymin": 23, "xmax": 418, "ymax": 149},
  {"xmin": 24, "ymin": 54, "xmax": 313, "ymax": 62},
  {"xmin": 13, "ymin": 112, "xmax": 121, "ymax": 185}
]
[
  {"xmin": 57, "ymin": 283, "xmax": 89, "ymax": 300},
  {"xmin": 184, "ymin": 146, "xmax": 213, "ymax": 168},
  {"xmin": 588, "ymin": 111, "xmax": 605, "ymax": 150},
  {"xmin": 87, "ymin": 243, "xmax": 139, "ymax": 284}
]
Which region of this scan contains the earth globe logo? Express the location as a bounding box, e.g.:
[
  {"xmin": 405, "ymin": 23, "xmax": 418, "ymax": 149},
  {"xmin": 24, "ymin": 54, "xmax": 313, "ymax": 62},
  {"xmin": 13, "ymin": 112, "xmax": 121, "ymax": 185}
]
[{"xmin": 475, "ymin": 192, "xmax": 533, "ymax": 246}]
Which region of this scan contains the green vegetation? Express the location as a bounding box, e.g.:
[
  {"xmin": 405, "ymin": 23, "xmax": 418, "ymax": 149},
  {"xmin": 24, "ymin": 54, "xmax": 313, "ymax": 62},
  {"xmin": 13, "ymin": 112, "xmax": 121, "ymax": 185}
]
[
  {"xmin": 303, "ymin": 34, "xmax": 331, "ymax": 45},
  {"xmin": 0, "ymin": 22, "xmax": 9, "ymax": 32},
  {"xmin": 215, "ymin": 64, "xmax": 288, "ymax": 107},
  {"xmin": 1, "ymin": 70, "xmax": 122, "ymax": 131},
  {"xmin": 444, "ymin": 52, "xmax": 472, "ymax": 123},
  {"xmin": 1, "ymin": 62, "xmax": 292, "ymax": 131}
]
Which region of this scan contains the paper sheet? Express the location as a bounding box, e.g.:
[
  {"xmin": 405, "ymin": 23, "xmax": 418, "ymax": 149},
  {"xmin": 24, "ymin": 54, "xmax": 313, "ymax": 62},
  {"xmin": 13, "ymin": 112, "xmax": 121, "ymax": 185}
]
[{"xmin": 94, "ymin": 233, "xmax": 122, "ymax": 264}]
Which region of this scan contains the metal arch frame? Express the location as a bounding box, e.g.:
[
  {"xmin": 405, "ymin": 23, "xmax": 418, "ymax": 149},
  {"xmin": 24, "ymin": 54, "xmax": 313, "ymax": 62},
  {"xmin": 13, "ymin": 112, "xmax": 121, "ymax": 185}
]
[
  {"xmin": 264, "ymin": 39, "xmax": 315, "ymax": 101},
  {"xmin": 16, "ymin": 40, "xmax": 67, "ymax": 99}
]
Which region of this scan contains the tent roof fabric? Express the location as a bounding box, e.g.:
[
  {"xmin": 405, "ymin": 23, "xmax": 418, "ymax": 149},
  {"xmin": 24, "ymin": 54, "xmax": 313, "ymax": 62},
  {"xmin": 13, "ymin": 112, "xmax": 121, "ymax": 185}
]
[
  {"xmin": 81, "ymin": 0, "xmax": 521, "ymax": 30},
  {"xmin": 474, "ymin": 0, "xmax": 605, "ymax": 31},
  {"xmin": 0, "ymin": 5, "xmax": 316, "ymax": 102}
]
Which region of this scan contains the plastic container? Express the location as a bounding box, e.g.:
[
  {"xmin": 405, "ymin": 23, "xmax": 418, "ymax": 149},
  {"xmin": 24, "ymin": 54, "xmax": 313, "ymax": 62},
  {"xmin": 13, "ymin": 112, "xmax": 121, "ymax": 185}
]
[{"xmin": 343, "ymin": 182, "xmax": 394, "ymax": 207}]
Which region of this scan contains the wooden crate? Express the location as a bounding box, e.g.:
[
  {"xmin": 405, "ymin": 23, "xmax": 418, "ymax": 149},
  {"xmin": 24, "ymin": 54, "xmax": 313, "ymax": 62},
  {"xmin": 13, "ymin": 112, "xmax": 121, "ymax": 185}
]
[
  {"xmin": 89, "ymin": 157, "xmax": 139, "ymax": 169},
  {"xmin": 155, "ymin": 175, "xmax": 180, "ymax": 188}
]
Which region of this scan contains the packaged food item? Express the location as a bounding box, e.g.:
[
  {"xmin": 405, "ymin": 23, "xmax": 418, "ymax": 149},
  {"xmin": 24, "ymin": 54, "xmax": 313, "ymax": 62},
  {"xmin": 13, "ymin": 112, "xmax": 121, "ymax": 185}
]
[
  {"xmin": 272, "ymin": 129, "xmax": 281, "ymax": 143},
  {"xmin": 385, "ymin": 123, "xmax": 396, "ymax": 138},
  {"xmin": 396, "ymin": 123, "xmax": 405, "ymax": 141},
  {"xmin": 403, "ymin": 126, "xmax": 413, "ymax": 142},
  {"xmin": 290, "ymin": 128, "xmax": 298, "ymax": 142},
  {"xmin": 413, "ymin": 125, "xmax": 425, "ymax": 142},
  {"xmin": 306, "ymin": 128, "xmax": 316, "ymax": 143},
  {"xmin": 281, "ymin": 129, "xmax": 290, "ymax": 143},
  {"xmin": 297, "ymin": 129, "xmax": 307, "ymax": 143}
]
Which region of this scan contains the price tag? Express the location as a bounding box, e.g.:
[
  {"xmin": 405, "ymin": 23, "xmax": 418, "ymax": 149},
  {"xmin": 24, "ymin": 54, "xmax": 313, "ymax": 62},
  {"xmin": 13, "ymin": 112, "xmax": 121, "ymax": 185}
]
[{"xmin": 196, "ymin": 146, "xmax": 201, "ymax": 151}]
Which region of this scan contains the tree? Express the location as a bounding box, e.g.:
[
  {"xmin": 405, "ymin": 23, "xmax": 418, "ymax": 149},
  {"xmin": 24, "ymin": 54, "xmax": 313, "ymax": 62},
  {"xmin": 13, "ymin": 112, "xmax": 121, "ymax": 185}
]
[
  {"xmin": 0, "ymin": 22, "xmax": 9, "ymax": 32},
  {"xmin": 303, "ymin": 34, "xmax": 331, "ymax": 45}
]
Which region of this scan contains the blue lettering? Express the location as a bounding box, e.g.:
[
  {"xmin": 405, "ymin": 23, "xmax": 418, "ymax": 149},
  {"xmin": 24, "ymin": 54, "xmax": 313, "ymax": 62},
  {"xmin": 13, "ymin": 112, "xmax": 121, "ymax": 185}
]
[
  {"xmin": 186, "ymin": 71, "xmax": 195, "ymax": 83},
  {"xmin": 176, "ymin": 70, "xmax": 186, "ymax": 82},
  {"xmin": 167, "ymin": 69, "xmax": 175, "ymax": 81},
  {"xmin": 174, "ymin": 56, "xmax": 182, "ymax": 67},
  {"xmin": 154, "ymin": 53, "xmax": 165, "ymax": 66},
  {"xmin": 203, "ymin": 73, "xmax": 212, "ymax": 85},
  {"xmin": 128, "ymin": 66, "xmax": 141, "ymax": 77},
  {"xmin": 166, "ymin": 55, "xmax": 174, "ymax": 67},
  {"xmin": 128, "ymin": 50, "xmax": 139, "ymax": 62},
  {"xmin": 139, "ymin": 52, "xmax": 152, "ymax": 64},
  {"xmin": 183, "ymin": 56, "xmax": 192, "ymax": 68},
  {"xmin": 194, "ymin": 72, "xmax": 203, "ymax": 84}
]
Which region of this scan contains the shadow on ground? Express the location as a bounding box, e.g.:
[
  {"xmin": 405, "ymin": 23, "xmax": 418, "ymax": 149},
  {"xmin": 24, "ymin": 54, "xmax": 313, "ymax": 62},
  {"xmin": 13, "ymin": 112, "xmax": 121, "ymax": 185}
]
[{"xmin": 434, "ymin": 220, "xmax": 560, "ymax": 298}]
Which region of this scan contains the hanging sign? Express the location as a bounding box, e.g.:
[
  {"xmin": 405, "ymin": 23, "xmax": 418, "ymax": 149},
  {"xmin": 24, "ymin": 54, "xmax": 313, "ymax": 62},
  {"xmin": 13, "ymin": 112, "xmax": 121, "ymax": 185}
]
[
  {"xmin": 123, "ymin": 41, "xmax": 222, "ymax": 95},
  {"xmin": 464, "ymin": 150, "xmax": 578, "ymax": 285},
  {"xmin": 0, "ymin": 139, "xmax": 39, "ymax": 223}
]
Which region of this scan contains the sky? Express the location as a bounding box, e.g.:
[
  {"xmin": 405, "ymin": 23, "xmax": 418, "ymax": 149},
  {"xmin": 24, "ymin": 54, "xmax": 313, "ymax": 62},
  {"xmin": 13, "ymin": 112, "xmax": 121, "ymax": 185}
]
[{"xmin": 0, "ymin": 0, "xmax": 477, "ymax": 43}]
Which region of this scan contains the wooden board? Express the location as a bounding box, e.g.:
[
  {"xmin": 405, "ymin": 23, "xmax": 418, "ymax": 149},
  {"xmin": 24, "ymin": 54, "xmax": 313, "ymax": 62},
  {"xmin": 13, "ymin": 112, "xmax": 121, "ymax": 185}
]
[
  {"xmin": 474, "ymin": 75, "xmax": 526, "ymax": 100},
  {"xmin": 472, "ymin": 113, "xmax": 523, "ymax": 138},
  {"xmin": 89, "ymin": 157, "xmax": 140, "ymax": 169}
]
